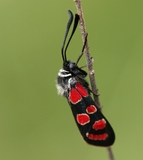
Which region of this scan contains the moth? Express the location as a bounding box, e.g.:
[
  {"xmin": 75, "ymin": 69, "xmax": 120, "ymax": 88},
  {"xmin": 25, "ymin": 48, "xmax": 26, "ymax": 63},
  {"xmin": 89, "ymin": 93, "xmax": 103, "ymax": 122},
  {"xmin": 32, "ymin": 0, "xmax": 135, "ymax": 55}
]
[{"xmin": 56, "ymin": 10, "xmax": 115, "ymax": 147}]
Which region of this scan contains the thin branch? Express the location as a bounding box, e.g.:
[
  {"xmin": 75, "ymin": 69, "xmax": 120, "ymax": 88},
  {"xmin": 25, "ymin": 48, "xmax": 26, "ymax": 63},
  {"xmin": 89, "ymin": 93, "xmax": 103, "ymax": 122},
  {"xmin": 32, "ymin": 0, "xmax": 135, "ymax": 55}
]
[
  {"xmin": 73, "ymin": 0, "xmax": 101, "ymax": 109},
  {"xmin": 107, "ymin": 147, "xmax": 115, "ymax": 160},
  {"xmin": 73, "ymin": 0, "xmax": 115, "ymax": 160}
]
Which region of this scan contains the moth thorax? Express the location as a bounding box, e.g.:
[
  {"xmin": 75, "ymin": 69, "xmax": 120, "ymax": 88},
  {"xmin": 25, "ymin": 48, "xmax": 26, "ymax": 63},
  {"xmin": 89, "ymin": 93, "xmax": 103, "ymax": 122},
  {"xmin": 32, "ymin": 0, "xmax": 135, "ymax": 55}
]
[{"xmin": 58, "ymin": 68, "xmax": 72, "ymax": 78}]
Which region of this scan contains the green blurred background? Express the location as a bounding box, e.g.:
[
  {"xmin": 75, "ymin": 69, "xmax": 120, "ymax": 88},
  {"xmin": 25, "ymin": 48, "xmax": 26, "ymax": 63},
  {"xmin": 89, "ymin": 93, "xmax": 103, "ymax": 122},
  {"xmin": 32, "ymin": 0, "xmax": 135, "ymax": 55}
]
[{"xmin": 0, "ymin": 0, "xmax": 143, "ymax": 160}]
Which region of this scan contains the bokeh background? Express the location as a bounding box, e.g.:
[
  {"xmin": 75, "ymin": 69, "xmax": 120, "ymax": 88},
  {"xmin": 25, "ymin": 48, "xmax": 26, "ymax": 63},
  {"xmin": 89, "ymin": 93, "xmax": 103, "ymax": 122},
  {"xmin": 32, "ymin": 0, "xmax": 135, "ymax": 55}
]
[{"xmin": 0, "ymin": 0, "xmax": 143, "ymax": 160}]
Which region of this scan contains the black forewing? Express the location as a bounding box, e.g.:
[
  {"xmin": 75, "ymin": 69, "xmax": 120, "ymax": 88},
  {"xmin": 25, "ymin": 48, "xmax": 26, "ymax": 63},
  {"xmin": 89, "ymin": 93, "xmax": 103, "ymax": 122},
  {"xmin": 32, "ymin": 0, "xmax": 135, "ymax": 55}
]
[{"xmin": 67, "ymin": 83, "xmax": 115, "ymax": 147}]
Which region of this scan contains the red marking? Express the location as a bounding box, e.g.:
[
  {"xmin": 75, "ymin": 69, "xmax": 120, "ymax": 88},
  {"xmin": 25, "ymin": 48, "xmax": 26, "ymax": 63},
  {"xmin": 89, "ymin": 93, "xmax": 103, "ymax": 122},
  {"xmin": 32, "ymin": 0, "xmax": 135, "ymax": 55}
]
[
  {"xmin": 69, "ymin": 88, "xmax": 82, "ymax": 104},
  {"xmin": 76, "ymin": 83, "xmax": 88, "ymax": 97},
  {"xmin": 86, "ymin": 133, "xmax": 108, "ymax": 140},
  {"xmin": 86, "ymin": 105, "xmax": 97, "ymax": 114},
  {"xmin": 92, "ymin": 119, "xmax": 106, "ymax": 130},
  {"xmin": 77, "ymin": 114, "xmax": 90, "ymax": 125}
]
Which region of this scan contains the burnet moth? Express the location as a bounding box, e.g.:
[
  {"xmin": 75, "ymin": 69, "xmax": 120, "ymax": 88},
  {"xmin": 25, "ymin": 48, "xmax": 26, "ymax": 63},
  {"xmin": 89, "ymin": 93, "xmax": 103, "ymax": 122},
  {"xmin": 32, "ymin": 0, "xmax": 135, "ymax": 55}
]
[{"xmin": 56, "ymin": 10, "xmax": 115, "ymax": 147}]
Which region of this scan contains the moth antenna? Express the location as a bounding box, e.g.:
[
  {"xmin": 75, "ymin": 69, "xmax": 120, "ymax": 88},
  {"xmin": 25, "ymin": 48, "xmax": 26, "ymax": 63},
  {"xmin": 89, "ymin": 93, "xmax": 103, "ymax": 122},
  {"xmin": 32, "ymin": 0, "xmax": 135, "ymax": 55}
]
[
  {"xmin": 64, "ymin": 13, "xmax": 80, "ymax": 61},
  {"xmin": 61, "ymin": 10, "xmax": 73, "ymax": 62}
]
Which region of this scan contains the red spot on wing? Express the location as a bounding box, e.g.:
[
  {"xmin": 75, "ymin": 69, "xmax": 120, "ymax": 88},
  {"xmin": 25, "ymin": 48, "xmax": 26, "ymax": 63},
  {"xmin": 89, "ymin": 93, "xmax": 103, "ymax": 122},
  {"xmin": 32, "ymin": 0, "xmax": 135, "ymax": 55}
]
[
  {"xmin": 69, "ymin": 88, "xmax": 82, "ymax": 104},
  {"xmin": 77, "ymin": 114, "xmax": 90, "ymax": 125},
  {"xmin": 86, "ymin": 105, "xmax": 97, "ymax": 114},
  {"xmin": 92, "ymin": 119, "xmax": 106, "ymax": 130},
  {"xmin": 76, "ymin": 83, "xmax": 88, "ymax": 97},
  {"xmin": 86, "ymin": 133, "xmax": 108, "ymax": 140}
]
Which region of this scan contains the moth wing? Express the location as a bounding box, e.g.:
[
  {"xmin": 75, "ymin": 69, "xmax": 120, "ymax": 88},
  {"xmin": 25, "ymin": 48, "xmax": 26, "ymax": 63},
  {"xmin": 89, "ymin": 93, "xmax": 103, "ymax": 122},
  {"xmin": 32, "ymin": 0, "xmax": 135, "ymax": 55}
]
[{"xmin": 68, "ymin": 82, "xmax": 115, "ymax": 146}]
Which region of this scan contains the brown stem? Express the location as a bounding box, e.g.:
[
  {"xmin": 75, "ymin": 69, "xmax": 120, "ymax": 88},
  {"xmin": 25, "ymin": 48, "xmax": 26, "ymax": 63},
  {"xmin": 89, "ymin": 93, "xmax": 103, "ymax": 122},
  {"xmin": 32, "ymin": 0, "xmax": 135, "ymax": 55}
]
[
  {"xmin": 73, "ymin": 0, "xmax": 115, "ymax": 160},
  {"xmin": 73, "ymin": 0, "xmax": 101, "ymax": 108}
]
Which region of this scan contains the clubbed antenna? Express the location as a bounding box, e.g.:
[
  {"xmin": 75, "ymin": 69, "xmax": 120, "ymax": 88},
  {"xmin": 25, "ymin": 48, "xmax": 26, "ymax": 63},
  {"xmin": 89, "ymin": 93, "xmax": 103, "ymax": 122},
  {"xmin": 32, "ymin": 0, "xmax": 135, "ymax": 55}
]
[
  {"xmin": 61, "ymin": 10, "xmax": 73, "ymax": 61},
  {"xmin": 61, "ymin": 10, "xmax": 80, "ymax": 62},
  {"xmin": 64, "ymin": 14, "xmax": 79, "ymax": 61}
]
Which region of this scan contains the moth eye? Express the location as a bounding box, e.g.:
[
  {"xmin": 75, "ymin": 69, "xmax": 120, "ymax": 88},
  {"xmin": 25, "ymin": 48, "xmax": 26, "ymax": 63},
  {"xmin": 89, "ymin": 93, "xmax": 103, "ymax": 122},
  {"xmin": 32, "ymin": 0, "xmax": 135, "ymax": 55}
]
[{"xmin": 69, "ymin": 62, "xmax": 75, "ymax": 69}]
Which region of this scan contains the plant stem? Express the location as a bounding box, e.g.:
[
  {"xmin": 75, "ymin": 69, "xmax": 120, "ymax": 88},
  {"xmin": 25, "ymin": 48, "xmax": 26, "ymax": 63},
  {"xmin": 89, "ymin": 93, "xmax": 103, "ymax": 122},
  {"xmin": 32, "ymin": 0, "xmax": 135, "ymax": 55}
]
[
  {"xmin": 73, "ymin": 0, "xmax": 115, "ymax": 160},
  {"xmin": 73, "ymin": 0, "xmax": 101, "ymax": 108}
]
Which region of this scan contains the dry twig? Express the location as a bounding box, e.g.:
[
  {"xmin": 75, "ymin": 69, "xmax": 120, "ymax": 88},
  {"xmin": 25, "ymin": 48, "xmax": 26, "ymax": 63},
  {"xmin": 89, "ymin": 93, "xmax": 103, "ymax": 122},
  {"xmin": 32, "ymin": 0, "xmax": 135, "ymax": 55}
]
[{"xmin": 73, "ymin": 0, "xmax": 115, "ymax": 160}]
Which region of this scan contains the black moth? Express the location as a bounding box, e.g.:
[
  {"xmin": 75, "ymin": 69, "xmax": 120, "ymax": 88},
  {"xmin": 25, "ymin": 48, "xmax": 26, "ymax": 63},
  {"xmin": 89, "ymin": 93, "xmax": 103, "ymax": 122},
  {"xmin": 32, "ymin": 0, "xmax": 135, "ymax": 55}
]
[{"xmin": 56, "ymin": 10, "xmax": 115, "ymax": 147}]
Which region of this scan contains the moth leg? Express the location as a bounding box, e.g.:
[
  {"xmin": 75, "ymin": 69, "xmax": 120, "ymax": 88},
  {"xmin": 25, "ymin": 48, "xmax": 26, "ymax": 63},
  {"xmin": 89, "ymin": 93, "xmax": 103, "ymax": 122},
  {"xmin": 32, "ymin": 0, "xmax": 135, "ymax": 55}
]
[{"xmin": 80, "ymin": 57, "xmax": 94, "ymax": 69}]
